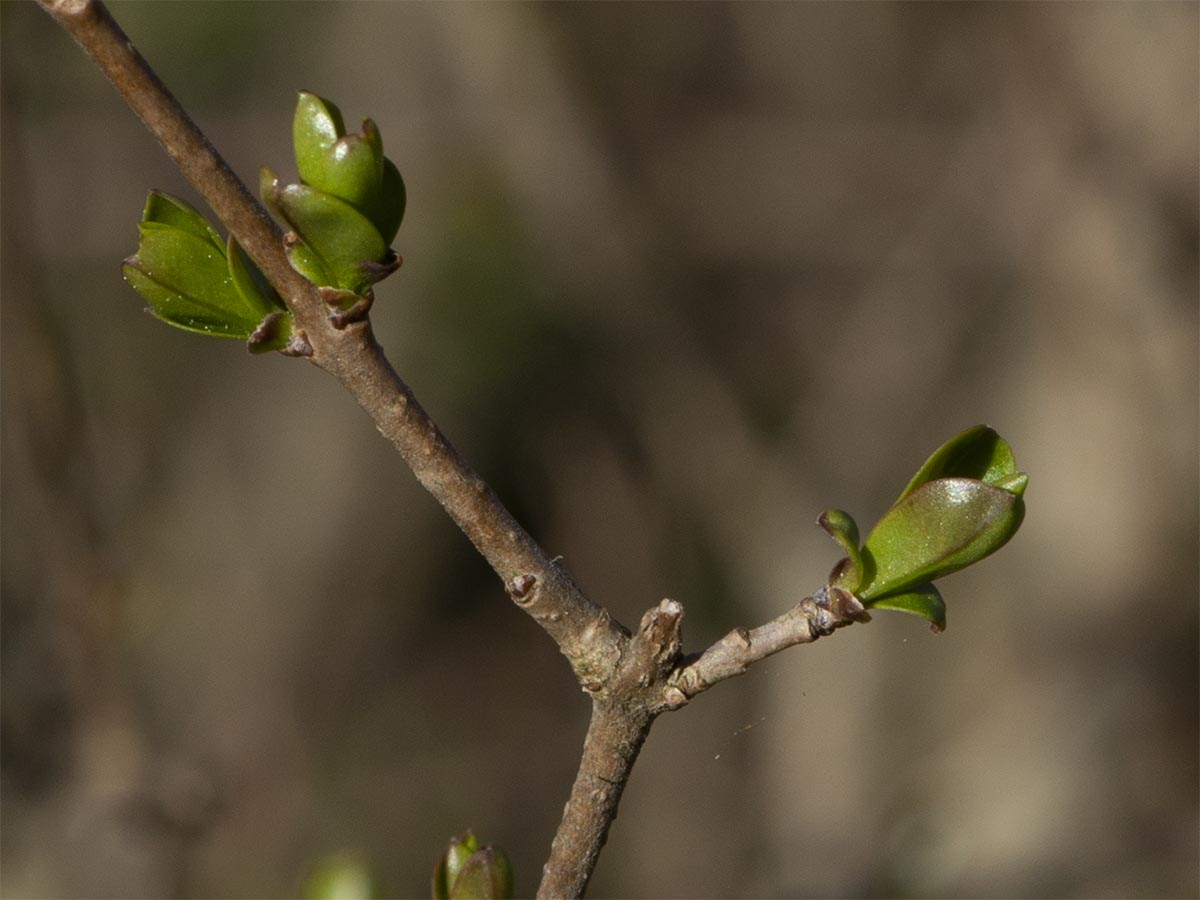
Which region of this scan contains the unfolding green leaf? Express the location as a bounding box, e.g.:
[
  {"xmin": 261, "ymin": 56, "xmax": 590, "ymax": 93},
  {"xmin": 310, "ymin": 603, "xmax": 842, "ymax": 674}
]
[
  {"xmin": 821, "ymin": 429, "xmax": 1026, "ymax": 627},
  {"xmin": 896, "ymin": 425, "xmax": 1021, "ymax": 503},
  {"xmin": 227, "ymin": 234, "xmax": 286, "ymax": 320},
  {"xmin": 867, "ymin": 583, "xmax": 946, "ymax": 632},
  {"xmin": 369, "ymin": 157, "xmax": 406, "ymax": 246},
  {"xmin": 124, "ymin": 226, "xmax": 257, "ymax": 336},
  {"xmin": 123, "ymin": 264, "xmax": 234, "ymax": 337},
  {"xmin": 817, "ymin": 508, "xmax": 863, "ymax": 592},
  {"xmin": 124, "ymin": 191, "xmax": 292, "ymax": 350},
  {"xmin": 859, "ymin": 477, "xmax": 1025, "ymax": 602},
  {"xmin": 283, "ymin": 236, "xmax": 334, "ymax": 291},
  {"xmin": 141, "ymin": 191, "xmax": 224, "ymax": 250},
  {"xmin": 291, "ymin": 92, "xmax": 405, "ymax": 245},
  {"xmin": 262, "ymin": 168, "xmax": 388, "ymax": 295}
]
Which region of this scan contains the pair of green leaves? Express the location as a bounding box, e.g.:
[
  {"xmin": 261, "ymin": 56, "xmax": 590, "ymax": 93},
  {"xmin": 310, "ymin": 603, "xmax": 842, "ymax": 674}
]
[
  {"xmin": 819, "ymin": 425, "xmax": 1028, "ymax": 631},
  {"xmin": 432, "ymin": 832, "xmax": 514, "ymax": 900},
  {"xmin": 124, "ymin": 92, "xmax": 405, "ymax": 348},
  {"xmin": 122, "ymin": 192, "xmax": 293, "ymax": 352}
]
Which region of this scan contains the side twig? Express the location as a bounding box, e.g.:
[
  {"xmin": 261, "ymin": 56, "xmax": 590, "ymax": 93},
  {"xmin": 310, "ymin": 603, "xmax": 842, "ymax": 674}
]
[{"xmin": 666, "ymin": 585, "xmax": 869, "ymax": 704}]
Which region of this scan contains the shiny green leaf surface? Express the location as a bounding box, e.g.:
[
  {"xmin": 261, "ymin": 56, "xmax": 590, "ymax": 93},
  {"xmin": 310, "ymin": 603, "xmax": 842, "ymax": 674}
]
[
  {"xmin": 306, "ymin": 127, "xmax": 385, "ymax": 212},
  {"xmin": 124, "ymin": 226, "xmax": 257, "ymax": 336},
  {"xmin": 372, "ymin": 157, "xmax": 407, "ymax": 245},
  {"xmin": 293, "ymin": 90, "xmax": 345, "ymax": 178},
  {"xmin": 859, "ymin": 477, "xmax": 1025, "ymax": 601},
  {"xmin": 123, "ymin": 262, "xmax": 243, "ymax": 337},
  {"xmin": 227, "ymin": 235, "xmax": 286, "ymax": 320},
  {"xmin": 262, "ymin": 171, "xmax": 387, "ymax": 294},
  {"xmin": 284, "ymin": 238, "xmax": 334, "ymax": 290},
  {"xmin": 124, "ymin": 191, "xmax": 292, "ymax": 349},
  {"xmin": 896, "ymin": 424, "xmax": 1020, "ymax": 502},
  {"xmin": 291, "ymin": 92, "xmax": 405, "ymax": 247},
  {"xmin": 141, "ymin": 191, "xmax": 224, "ymax": 250}
]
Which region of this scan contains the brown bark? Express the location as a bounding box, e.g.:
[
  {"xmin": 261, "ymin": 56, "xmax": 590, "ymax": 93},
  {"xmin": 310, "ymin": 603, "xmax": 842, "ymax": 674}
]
[{"xmin": 37, "ymin": 4, "xmax": 869, "ymax": 894}]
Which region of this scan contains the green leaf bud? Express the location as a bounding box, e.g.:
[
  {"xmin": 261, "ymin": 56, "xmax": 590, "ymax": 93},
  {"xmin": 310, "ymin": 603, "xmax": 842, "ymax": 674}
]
[
  {"xmin": 261, "ymin": 168, "xmax": 397, "ymax": 296},
  {"xmin": 282, "ymin": 234, "xmax": 334, "ymax": 291},
  {"xmin": 448, "ymin": 847, "xmax": 514, "ymax": 900},
  {"xmin": 292, "ymin": 91, "xmax": 406, "ymax": 245},
  {"xmin": 432, "ymin": 832, "xmax": 513, "ymax": 900},
  {"xmin": 123, "ymin": 191, "xmax": 292, "ymax": 352},
  {"xmin": 301, "ymin": 123, "xmax": 384, "ymax": 216},
  {"xmin": 433, "ymin": 832, "xmax": 479, "ymax": 900}
]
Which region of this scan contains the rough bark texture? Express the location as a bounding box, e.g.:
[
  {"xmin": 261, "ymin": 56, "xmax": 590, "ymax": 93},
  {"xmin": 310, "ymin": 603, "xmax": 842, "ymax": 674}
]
[{"xmin": 537, "ymin": 702, "xmax": 652, "ymax": 899}]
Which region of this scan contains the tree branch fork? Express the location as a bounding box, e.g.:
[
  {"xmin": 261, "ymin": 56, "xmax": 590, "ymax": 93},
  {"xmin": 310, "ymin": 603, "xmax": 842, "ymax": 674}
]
[{"xmin": 39, "ymin": 1, "xmax": 872, "ymax": 896}]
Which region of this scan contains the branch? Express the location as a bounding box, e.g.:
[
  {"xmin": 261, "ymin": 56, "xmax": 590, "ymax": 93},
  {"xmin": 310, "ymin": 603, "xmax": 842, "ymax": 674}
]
[
  {"xmin": 665, "ymin": 586, "xmax": 870, "ymax": 704},
  {"xmin": 40, "ymin": 5, "xmax": 879, "ymax": 897},
  {"xmin": 37, "ymin": 0, "xmax": 625, "ymax": 686},
  {"xmin": 537, "ymin": 600, "xmax": 683, "ymax": 898},
  {"xmin": 537, "ymin": 702, "xmax": 651, "ymax": 899}
]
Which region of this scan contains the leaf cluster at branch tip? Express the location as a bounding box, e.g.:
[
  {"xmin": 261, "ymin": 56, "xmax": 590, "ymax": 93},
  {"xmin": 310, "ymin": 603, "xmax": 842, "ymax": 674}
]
[{"xmin": 818, "ymin": 425, "xmax": 1028, "ymax": 631}]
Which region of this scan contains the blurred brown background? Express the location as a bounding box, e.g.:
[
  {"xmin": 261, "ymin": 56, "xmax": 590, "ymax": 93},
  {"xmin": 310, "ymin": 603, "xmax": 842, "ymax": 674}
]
[{"xmin": 2, "ymin": 2, "xmax": 1197, "ymax": 898}]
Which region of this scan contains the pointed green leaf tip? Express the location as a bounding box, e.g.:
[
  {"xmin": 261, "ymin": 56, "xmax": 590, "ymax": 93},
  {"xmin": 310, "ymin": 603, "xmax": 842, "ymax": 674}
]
[
  {"xmin": 122, "ymin": 191, "xmax": 293, "ymax": 353},
  {"xmin": 433, "ymin": 832, "xmax": 514, "ymax": 900},
  {"xmin": 819, "ymin": 426, "xmax": 1027, "ymax": 630}
]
